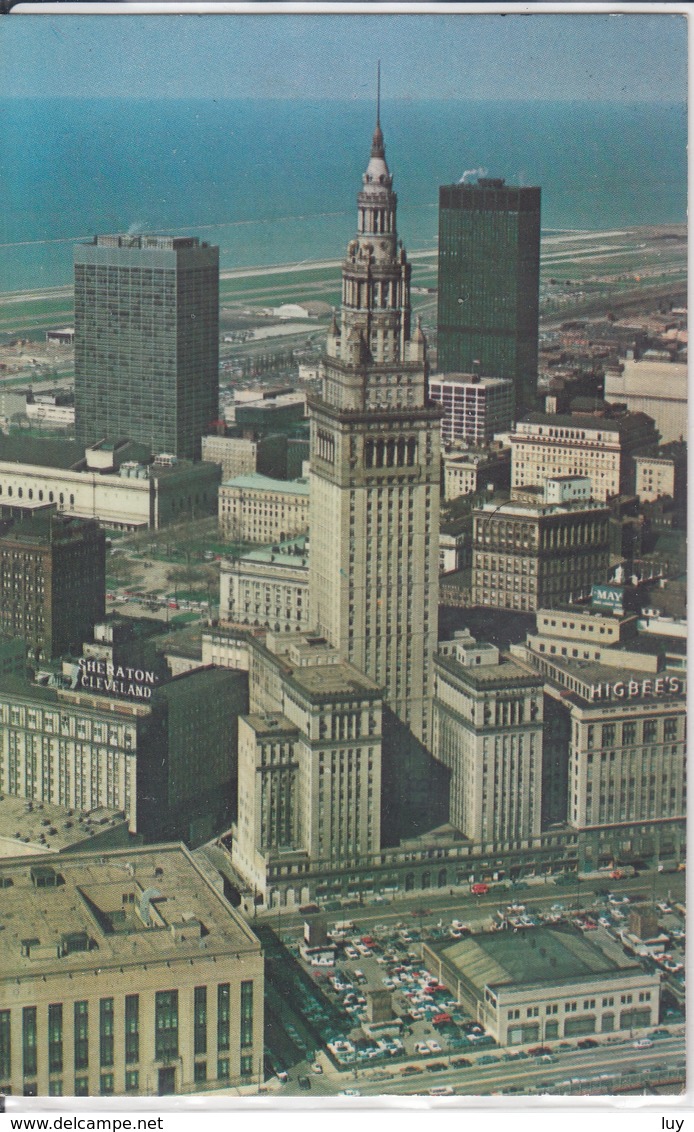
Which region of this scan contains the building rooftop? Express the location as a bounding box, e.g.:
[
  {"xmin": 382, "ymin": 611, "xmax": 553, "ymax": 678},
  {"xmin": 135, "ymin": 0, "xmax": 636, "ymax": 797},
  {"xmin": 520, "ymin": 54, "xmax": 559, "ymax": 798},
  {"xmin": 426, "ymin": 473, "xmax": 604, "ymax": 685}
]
[
  {"xmin": 234, "ymin": 534, "xmax": 309, "ymax": 569},
  {"xmin": 243, "ymin": 712, "xmax": 299, "ymax": 738},
  {"xmin": 436, "ymin": 651, "xmax": 542, "ymax": 691},
  {"xmin": 0, "ymin": 843, "xmax": 260, "ymax": 982},
  {"xmin": 0, "ymin": 797, "xmax": 127, "ymax": 858},
  {"xmin": 221, "ymin": 473, "xmax": 310, "ymax": 495},
  {"xmin": 474, "ymin": 497, "xmax": 608, "ymax": 519},
  {"xmin": 430, "ymin": 374, "xmax": 513, "ymax": 390},
  {"xmin": 288, "ymin": 662, "xmax": 381, "ymax": 701},
  {"xmin": 432, "ymin": 924, "xmax": 639, "ymax": 994},
  {"xmin": 0, "ymin": 436, "xmax": 85, "ymax": 470},
  {"xmin": 515, "ymin": 411, "xmax": 657, "ymax": 438}
]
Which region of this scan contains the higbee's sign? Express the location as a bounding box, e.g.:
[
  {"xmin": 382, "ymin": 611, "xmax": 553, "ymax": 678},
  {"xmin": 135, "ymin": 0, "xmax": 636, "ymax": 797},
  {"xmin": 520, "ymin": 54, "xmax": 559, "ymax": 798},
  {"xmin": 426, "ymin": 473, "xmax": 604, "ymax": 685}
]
[
  {"xmin": 589, "ymin": 676, "xmax": 682, "ymax": 702},
  {"xmin": 78, "ymin": 658, "xmax": 157, "ymax": 699}
]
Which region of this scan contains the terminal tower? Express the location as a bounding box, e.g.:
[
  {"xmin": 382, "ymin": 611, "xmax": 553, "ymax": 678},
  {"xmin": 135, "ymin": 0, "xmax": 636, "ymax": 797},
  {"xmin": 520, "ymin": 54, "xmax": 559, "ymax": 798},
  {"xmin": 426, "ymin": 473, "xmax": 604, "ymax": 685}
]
[{"xmin": 308, "ymin": 101, "xmax": 441, "ymax": 746}]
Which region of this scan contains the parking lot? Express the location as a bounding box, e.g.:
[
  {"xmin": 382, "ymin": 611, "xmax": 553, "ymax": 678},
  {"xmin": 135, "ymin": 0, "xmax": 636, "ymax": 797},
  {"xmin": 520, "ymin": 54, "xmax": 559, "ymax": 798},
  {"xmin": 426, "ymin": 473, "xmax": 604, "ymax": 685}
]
[{"xmin": 258, "ymin": 880, "xmax": 685, "ymax": 1093}]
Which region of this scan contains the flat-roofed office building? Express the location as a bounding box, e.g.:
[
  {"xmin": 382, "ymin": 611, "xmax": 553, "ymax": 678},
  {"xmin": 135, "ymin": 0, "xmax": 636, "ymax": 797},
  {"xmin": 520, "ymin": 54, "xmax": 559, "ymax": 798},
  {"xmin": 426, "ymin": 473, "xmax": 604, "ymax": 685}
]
[
  {"xmin": 437, "ymin": 179, "xmax": 541, "ymax": 416},
  {"xmin": 423, "ymin": 925, "xmax": 659, "ymax": 1046},
  {"xmin": 0, "ymin": 844, "xmax": 263, "ymax": 1097},
  {"xmin": 75, "ymin": 235, "xmax": 219, "ymax": 461}
]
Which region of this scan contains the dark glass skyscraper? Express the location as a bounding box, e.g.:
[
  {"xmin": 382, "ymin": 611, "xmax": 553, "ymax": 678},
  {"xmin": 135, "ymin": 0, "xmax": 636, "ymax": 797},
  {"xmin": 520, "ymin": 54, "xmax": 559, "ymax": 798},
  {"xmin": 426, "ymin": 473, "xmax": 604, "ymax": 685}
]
[
  {"xmin": 74, "ymin": 234, "xmax": 219, "ymax": 460},
  {"xmin": 437, "ymin": 178, "xmax": 541, "ymax": 417}
]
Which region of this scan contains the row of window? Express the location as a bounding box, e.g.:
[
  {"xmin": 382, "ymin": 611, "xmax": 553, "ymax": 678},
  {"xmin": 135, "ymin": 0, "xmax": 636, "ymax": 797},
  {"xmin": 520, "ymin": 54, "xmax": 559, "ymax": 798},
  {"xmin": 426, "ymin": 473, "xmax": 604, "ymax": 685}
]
[{"xmin": 0, "ymin": 984, "xmax": 253, "ymax": 1081}]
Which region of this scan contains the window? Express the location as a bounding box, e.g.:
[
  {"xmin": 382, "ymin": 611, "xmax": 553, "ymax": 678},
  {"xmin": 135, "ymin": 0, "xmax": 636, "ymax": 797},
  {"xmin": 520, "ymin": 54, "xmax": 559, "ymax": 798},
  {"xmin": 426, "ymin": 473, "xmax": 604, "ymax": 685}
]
[
  {"xmin": 125, "ymin": 1070, "xmax": 139, "ymax": 1093},
  {"xmin": 0, "ymin": 1010, "xmax": 10, "ymax": 1081},
  {"xmin": 100, "ymin": 999, "xmax": 114, "ymax": 1067},
  {"xmin": 622, "ymin": 722, "xmax": 637, "ymax": 746},
  {"xmin": 48, "ymin": 1004, "xmax": 63, "ymax": 1073},
  {"xmin": 125, "ymin": 994, "xmax": 139, "ymax": 1064},
  {"xmin": 240, "ymin": 981, "xmax": 253, "ymax": 1049},
  {"xmin": 643, "ymin": 720, "xmax": 657, "ymax": 743},
  {"xmin": 23, "ymin": 1007, "xmax": 37, "ymax": 1078},
  {"xmin": 74, "ymin": 1002, "xmax": 89, "ymax": 1070},
  {"xmin": 100, "ymin": 1073, "xmax": 114, "ymax": 1095},
  {"xmin": 217, "ymin": 984, "xmax": 230, "ymax": 1053},
  {"xmin": 74, "ymin": 1078, "xmax": 89, "ymax": 1097},
  {"xmin": 48, "ymin": 1080, "xmax": 63, "ymax": 1096},
  {"xmin": 194, "ymin": 986, "xmax": 207, "ymax": 1056},
  {"xmin": 194, "ymin": 1062, "xmax": 207, "ymax": 1084},
  {"xmin": 217, "ymin": 1058, "xmax": 230, "ymax": 1081},
  {"xmin": 240, "ymin": 1055, "xmax": 253, "ymax": 1078},
  {"xmin": 155, "ymin": 991, "xmax": 178, "ymax": 1062}
]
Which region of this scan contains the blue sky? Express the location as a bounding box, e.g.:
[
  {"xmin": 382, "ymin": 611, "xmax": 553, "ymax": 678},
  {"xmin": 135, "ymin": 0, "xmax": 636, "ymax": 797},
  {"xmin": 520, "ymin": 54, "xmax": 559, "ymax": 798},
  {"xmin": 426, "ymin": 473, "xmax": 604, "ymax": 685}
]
[{"xmin": 0, "ymin": 13, "xmax": 687, "ymax": 102}]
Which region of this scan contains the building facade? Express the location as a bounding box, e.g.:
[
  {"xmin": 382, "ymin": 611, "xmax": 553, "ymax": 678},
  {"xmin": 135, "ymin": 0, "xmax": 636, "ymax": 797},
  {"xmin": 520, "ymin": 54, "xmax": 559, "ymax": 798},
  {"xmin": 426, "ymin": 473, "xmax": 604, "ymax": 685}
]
[
  {"xmin": 0, "ymin": 845, "xmax": 263, "ymax": 1098},
  {"xmin": 604, "ymin": 357, "xmax": 687, "ymax": 444},
  {"xmin": 218, "ymin": 474, "xmax": 309, "ymax": 544},
  {"xmin": 74, "ymin": 235, "xmax": 219, "ymax": 460},
  {"xmin": 424, "ymin": 926, "xmax": 659, "ymax": 1047},
  {"xmin": 433, "ymin": 632, "xmax": 544, "ymax": 847},
  {"xmin": 219, "ymin": 536, "xmax": 309, "ymax": 633},
  {"xmin": 442, "ymin": 445, "xmax": 510, "ymax": 502},
  {"xmin": 510, "ymin": 411, "xmax": 660, "ymax": 502},
  {"xmin": 308, "ymin": 112, "xmax": 441, "ymax": 745},
  {"xmin": 429, "ymin": 374, "xmax": 514, "ymax": 447},
  {"xmin": 0, "ymin": 667, "xmax": 246, "ymax": 846},
  {"xmin": 437, "ymin": 179, "xmax": 541, "ymax": 417},
  {"xmin": 232, "ymin": 631, "xmax": 383, "ymax": 904},
  {"xmin": 0, "ymin": 443, "xmax": 219, "ymax": 532},
  {"xmin": 0, "ymin": 513, "xmax": 105, "ymax": 662},
  {"xmin": 472, "ymin": 498, "xmax": 610, "ymax": 612}
]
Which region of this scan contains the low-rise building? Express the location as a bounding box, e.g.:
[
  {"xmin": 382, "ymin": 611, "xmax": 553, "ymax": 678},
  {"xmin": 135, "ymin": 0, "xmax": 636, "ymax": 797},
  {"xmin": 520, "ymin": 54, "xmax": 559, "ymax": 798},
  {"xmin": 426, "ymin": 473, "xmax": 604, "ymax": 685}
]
[
  {"xmin": 0, "ymin": 438, "xmax": 220, "ymax": 532},
  {"xmin": 472, "ymin": 497, "xmax": 610, "ymax": 612},
  {"xmin": 219, "ymin": 535, "xmax": 309, "ymax": 632},
  {"xmin": 218, "ymin": 473, "xmax": 310, "ymax": 544},
  {"xmin": 201, "ymin": 433, "xmax": 289, "ymax": 482},
  {"xmin": 0, "ymin": 796, "xmax": 129, "ymax": 858},
  {"xmin": 0, "ymin": 843, "xmax": 263, "ymax": 1097},
  {"xmin": 510, "ymin": 410, "xmax": 660, "ymax": 501},
  {"xmin": 442, "ymin": 445, "xmax": 510, "ymax": 502},
  {"xmin": 604, "ymin": 357, "xmax": 687, "ymax": 444},
  {"xmin": 634, "ymin": 442, "xmax": 687, "ymax": 508},
  {"xmin": 423, "ymin": 925, "xmax": 660, "ymax": 1046}
]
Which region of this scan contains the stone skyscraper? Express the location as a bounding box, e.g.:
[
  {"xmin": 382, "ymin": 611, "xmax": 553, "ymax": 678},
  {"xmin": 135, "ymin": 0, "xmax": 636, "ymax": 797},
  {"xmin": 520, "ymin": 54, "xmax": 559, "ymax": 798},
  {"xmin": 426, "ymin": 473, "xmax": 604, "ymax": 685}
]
[
  {"xmin": 308, "ymin": 109, "xmax": 441, "ymax": 745},
  {"xmin": 74, "ymin": 234, "xmax": 219, "ymax": 460}
]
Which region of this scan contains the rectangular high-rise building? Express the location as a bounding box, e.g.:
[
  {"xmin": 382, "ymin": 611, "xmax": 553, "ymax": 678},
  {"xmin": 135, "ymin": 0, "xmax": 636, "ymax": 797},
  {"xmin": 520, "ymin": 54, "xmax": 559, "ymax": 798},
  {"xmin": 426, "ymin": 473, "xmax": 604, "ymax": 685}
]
[
  {"xmin": 74, "ymin": 235, "xmax": 219, "ymax": 460},
  {"xmin": 437, "ymin": 179, "xmax": 541, "ymax": 417}
]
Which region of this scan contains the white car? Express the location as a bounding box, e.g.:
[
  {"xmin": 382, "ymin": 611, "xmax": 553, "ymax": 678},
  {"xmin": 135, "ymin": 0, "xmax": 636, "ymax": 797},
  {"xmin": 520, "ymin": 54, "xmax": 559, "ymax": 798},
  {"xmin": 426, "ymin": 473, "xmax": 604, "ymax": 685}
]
[
  {"xmin": 415, "ymin": 1042, "xmax": 431, "ymax": 1055},
  {"xmin": 311, "ymin": 1063, "xmax": 323, "ymax": 1074},
  {"xmin": 427, "ymin": 1040, "xmax": 442, "ymax": 1053},
  {"xmin": 344, "ymin": 946, "xmax": 359, "ymax": 959},
  {"xmin": 633, "ymin": 1038, "xmax": 653, "ymax": 1049}
]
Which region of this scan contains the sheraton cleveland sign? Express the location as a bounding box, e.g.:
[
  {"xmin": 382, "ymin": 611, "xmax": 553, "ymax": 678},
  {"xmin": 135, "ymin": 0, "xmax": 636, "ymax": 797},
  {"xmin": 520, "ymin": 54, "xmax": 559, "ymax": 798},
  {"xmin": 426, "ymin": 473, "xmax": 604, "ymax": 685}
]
[{"xmin": 77, "ymin": 658, "xmax": 157, "ymax": 699}]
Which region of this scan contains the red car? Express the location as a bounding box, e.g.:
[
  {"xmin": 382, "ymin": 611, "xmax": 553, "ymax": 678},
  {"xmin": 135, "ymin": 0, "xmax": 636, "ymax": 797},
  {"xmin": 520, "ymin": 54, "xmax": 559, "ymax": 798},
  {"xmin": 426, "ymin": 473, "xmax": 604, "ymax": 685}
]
[
  {"xmin": 433, "ymin": 1013, "xmax": 452, "ymax": 1025},
  {"xmin": 471, "ymin": 883, "xmax": 489, "ymax": 896}
]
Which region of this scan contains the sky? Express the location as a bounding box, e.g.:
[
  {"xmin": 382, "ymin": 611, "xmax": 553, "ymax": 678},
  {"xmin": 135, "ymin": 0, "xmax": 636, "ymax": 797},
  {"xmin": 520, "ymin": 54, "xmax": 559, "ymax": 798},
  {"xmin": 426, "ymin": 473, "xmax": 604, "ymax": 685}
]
[{"xmin": 0, "ymin": 12, "xmax": 687, "ymax": 103}]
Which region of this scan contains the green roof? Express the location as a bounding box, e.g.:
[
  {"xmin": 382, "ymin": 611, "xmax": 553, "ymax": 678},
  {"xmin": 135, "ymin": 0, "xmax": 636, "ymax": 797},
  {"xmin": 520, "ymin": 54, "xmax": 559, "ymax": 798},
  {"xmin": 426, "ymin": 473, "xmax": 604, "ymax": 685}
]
[
  {"xmin": 434, "ymin": 925, "xmax": 637, "ymax": 993},
  {"xmin": 0, "ymin": 436, "xmax": 84, "ymax": 470},
  {"xmin": 222, "ymin": 473, "xmax": 309, "ymax": 495}
]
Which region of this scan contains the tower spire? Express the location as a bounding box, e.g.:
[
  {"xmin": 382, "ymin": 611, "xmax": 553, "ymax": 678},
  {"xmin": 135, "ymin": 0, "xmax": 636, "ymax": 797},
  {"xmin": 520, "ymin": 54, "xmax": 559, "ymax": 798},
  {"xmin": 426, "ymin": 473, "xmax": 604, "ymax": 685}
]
[
  {"xmin": 377, "ymin": 59, "xmax": 381, "ymax": 127},
  {"xmin": 371, "ymin": 61, "xmax": 384, "ymax": 158}
]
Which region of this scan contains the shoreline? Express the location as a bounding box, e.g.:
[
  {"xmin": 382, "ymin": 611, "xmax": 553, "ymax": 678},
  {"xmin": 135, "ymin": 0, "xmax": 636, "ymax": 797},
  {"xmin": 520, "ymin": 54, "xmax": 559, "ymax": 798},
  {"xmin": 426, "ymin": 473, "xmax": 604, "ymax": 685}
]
[{"xmin": 0, "ymin": 224, "xmax": 686, "ymax": 305}]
